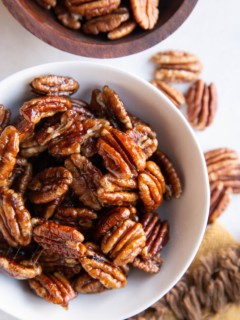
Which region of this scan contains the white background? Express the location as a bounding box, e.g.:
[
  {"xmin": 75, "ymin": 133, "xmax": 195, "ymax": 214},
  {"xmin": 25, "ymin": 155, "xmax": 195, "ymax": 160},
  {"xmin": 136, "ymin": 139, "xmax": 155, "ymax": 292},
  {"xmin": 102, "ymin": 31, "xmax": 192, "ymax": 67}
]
[{"xmin": 0, "ymin": 0, "xmax": 240, "ymax": 319}]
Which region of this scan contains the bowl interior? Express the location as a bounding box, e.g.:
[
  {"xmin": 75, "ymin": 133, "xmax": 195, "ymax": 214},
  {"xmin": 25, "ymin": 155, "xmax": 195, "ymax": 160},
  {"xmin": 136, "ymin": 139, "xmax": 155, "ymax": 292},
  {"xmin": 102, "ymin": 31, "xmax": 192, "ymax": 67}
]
[
  {"xmin": 3, "ymin": 0, "xmax": 198, "ymax": 58},
  {"xmin": 0, "ymin": 62, "xmax": 209, "ymax": 320}
]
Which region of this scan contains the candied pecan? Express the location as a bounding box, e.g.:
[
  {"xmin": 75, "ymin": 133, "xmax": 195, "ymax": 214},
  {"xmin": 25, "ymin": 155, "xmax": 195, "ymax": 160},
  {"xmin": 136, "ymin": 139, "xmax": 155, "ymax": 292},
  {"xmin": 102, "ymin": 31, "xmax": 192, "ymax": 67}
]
[
  {"xmin": 133, "ymin": 253, "xmax": 162, "ymax": 273},
  {"xmin": 151, "ymin": 80, "xmax": 185, "ymax": 108},
  {"xmin": 108, "ymin": 20, "xmax": 137, "ymax": 40},
  {"xmin": 20, "ymin": 133, "xmax": 47, "ymax": 158},
  {"xmin": 8, "ymin": 157, "xmax": 32, "ymax": 196},
  {"xmin": 0, "ymin": 188, "xmax": 32, "ymax": 247},
  {"xmin": 34, "ymin": 196, "xmax": 64, "ymax": 220},
  {"xmin": 0, "ymin": 104, "xmax": 11, "ymax": 133},
  {"xmin": 19, "ymin": 96, "xmax": 72, "ymax": 124},
  {"xmin": 208, "ymin": 182, "xmax": 232, "ymax": 224},
  {"xmin": 28, "ymin": 167, "xmax": 72, "ymax": 204},
  {"xmin": 126, "ymin": 124, "xmax": 158, "ymax": 159},
  {"xmin": 29, "ymin": 272, "xmax": 76, "ymax": 306},
  {"xmin": 152, "ymin": 150, "xmax": 182, "ymax": 199},
  {"xmin": 31, "ymin": 75, "xmax": 79, "ymax": 96},
  {"xmin": 138, "ymin": 161, "xmax": 165, "ymax": 212},
  {"xmin": 130, "ymin": 0, "xmax": 159, "ymax": 30},
  {"xmin": 0, "ymin": 257, "xmax": 42, "ymax": 280},
  {"xmin": 0, "ymin": 126, "xmax": 19, "ymax": 187},
  {"xmin": 152, "ymin": 50, "xmax": 202, "ymax": 82},
  {"xmin": 80, "ymin": 242, "xmax": 127, "ymax": 289},
  {"xmin": 65, "ymin": 154, "xmax": 102, "ymax": 210},
  {"xmin": 140, "ymin": 212, "xmax": 169, "ymax": 259},
  {"xmin": 14, "ymin": 117, "xmax": 34, "ymax": 142},
  {"xmin": 35, "ymin": 0, "xmax": 56, "ymax": 9},
  {"xmin": 33, "ymin": 220, "xmax": 86, "ymax": 258},
  {"xmin": 74, "ymin": 271, "xmax": 106, "ymax": 293},
  {"xmin": 186, "ymin": 80, "xmax": 218, "ymax": 130},
  {"xmin": 101, "ymin": 219, "xmax": 146, "ymax": 266},
  {"xmin": 54, "ymin": 2, "xmax": 81, "ymax": 30},
  {"xmin": 97, "ymin": 127, "xmax": 146, "ymax": 179},
  {"xmin": 70, "ymin": 98, "xmax": 93, "ymax": 120},
  {"xmin": 67, "ymin": 0, "xmax": 121, "ymax": 20}
]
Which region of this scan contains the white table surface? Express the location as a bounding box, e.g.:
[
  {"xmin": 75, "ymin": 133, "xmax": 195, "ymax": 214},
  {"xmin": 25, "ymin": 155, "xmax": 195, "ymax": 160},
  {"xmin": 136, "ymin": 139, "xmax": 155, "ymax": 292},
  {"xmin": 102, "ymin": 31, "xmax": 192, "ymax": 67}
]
[{"xmin": 0, "ymin": 0, "xmax": 240, "ymax": 319}]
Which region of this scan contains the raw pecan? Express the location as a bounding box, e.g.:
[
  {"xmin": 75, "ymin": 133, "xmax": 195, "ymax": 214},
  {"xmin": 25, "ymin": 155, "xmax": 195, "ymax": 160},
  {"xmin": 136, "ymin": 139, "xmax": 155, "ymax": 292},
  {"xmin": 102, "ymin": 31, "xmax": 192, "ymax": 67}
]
[
  {"xmin": 33, "ymin": 220, "xmax": 85, "ymax": 258},
  {"xmin": 0, "ymin": 188, "xmax": 32, "ymax": 247},
  {"xmin": 0, "ymin": 104, "xmax": 11, "ymax": 132},
  {"xmin": 31, "ymin": 75, "xmax": 79, "ymax": 96},
  {"xmin": 28, "ymin": 167, "xmax": 73, "ymax": 204},
  {"xmin": 0, "ymin": 126, "xmax": 20, "ymax": 187},
  {"xmin": 8, "ymin": 157, "xmax": 32, "ymax": 196},
  {"xmin": 67, "ymin": 0, "xmax": 121, "ymax": 20},
  {"xmin": 97, "ymin": 127, "xmax": 146, "ymax": 179},
  {"xmin": 108, "ymin": 20, "xmax": 137, "ymax": 40},
  {"xmin": 80, "ymin": 242, "xmax": 127, "ymax": 289},
  {"xmin": 186, "ymin": 80, "xmax": 218, "ymax": 130},
  {"xmin": 138, "ymin": 161, "xmax": 165, "ymax": 212},
  {"xmin": 151, "ymin": 80, "xmax": 185, "ymax": 108},
  {"xmin": 19, "ymin": 96, "xmax": 72, "ymax": 124},
  {"xmin": 0, "ymin": 257, "xmax": 42, "ymax": 280},
  {"xmin": 65, "ymin": 154, "xmax": 102, "ymax": 210},
  {"xmin": 140, "ymin": 212, "xmax": 169, "ymax": 259},
  {"xmin": 74, "ymin": 271, "xmax": 106, "ymax": 293},
  {"xmin": 54, "ymin": 3, "xmax": 81, "ymax": 30},
  {"xmin": 130, "ymin": 0, "xmax": 159, "ymax": 30},
  {"xmin": 101, "ymin": 219, "xmax": 146, "ymax": 266},
  {"xmin": 133, "ymin": 253, "xmax": 162, "ymax": 273},
  {"xmin": 29, "ymin": 272, "xmax": 76, "ymax": 306},
  {"xmin": 152, "ymin": 50, "xmax": 203, "ymax": 82},
  {"xmin": 152, "ymin": 150, "xmax": 182, "ymax": 200},
  {"xmin": 126, "ymin": 123, "xmax": 158, "ymax": 159},
  {"xmin": 208, "ymin": 182, "xmax": 232, "ymax": 224},
  {"xmin": 35, "ymin": 0, "xmax": 56, "ymax": 9}
]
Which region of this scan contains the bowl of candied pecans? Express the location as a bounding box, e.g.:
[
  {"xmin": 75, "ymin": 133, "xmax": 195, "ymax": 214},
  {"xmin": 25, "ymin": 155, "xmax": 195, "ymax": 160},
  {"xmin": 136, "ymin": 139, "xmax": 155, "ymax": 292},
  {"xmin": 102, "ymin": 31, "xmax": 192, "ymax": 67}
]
[
  {"xmin": 2, "ymin": 0, "xmax": 198, "ymax": 58},
  {"xmin": 0, "ymin": 61, "xmax": 209, "ymax": 320}
]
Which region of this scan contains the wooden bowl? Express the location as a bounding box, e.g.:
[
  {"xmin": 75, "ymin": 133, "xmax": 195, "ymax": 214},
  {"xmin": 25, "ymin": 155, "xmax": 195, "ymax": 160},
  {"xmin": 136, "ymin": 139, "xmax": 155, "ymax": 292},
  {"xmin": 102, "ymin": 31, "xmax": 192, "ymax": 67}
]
[{"xmin": 3, "ymin": 0, "xmax": 198, "ymax": 58}]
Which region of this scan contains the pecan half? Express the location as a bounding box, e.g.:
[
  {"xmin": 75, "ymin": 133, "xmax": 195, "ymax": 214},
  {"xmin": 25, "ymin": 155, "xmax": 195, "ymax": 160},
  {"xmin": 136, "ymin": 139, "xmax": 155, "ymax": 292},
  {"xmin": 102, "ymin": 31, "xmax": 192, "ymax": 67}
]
[
  {"xmin": 0, "ymin": 126, "xmax": 20, "ymax": 187},
  {"xmin": 15, "ymin": 117, "xmax": 35, "ymax": 142},
  {"xmin": 0, "ymin": 257, "xmax": 42, "ymax": 280},
  {"xmin": 29, "ymin": 167, "xmax": 73, "ymax": 204},
  {"xmin": 33, "ymin": 220, "xmax": 85, "ymax": 258},
  {"xmin": 133, "ymin": 253, "xmax": 162, "ymax": 273},
  {"xmin": 0, "ymin": 104, "xmax": 11, "ymax": 133},
  {"xmin": 34, "ymin": 196, "xmax": 64, "ymax": 220},
  {"xmin": 107, "ymin": 20, "xmax": 137, "ymax": 40},
  {"xmin": 0, "ymin": 188, "xmax": 32, "ymax": 247},
  {"xmin": 186, "ymin": 80, "xmax": 218, "ymax": 130},
  {"xmin": 70, "ymin": 98, "xmax": 93, "ymax": 120},
  {"xmin": 65, "ymin": 154, "xmax": 102, "ymax": 210},
  {"xmin": 35, "ymin": 0, "xmax": 56, "ymax": 9},
  {"xmin": 29, "ymin": 272, "xmax": 77, "ymax": 306},
  {"xmin": 151, "ymin": 80, "xmax": 185, "ymax": 108},
  {"xmin": 54, "ymin": 3, "xmax": 81, "ymax": 30},
  {"xmin": 74, "ymin": 271, "xmax": 106, "ymax": 293},
  {"xmin": 152, "ymin": 50, "xmax": 202, "ymax": 82},
  {"xmin": 8, "ymin": 157, "xmax": 32, "ymax": 196},
  {"xmin": 80, "ymin": 242, "xmax": 127, "ymax": 289},
  {"xmin": 19, "ymin": 96, "xmax": 72, "ymax": 124},
  {"xmin": 101, "ymin": 219, "xmax": 146, "ymax": 266},
  {"xmin": 20, "ymin": 133, "xmax": 47, "ymax": 158},
  {"xmin": 130, "ymin": 0, "xmax": 159, "ymax": 30},
  {"xmin": 152, "ymin": 150, "xmax": 182, "ymax": 200}
]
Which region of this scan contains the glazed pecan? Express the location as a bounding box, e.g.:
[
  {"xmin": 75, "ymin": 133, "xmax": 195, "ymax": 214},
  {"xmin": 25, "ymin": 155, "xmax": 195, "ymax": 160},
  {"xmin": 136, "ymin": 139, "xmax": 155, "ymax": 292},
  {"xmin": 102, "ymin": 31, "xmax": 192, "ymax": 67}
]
[
  {"xmin": 70, "ymin": 98, "xmax": 93, "ymax": 120},
  {"xmin": 31, "ymin": 75, "xmax": 79, "ymax": 96},
  {"xmin": 152, "ymin": 150, "xmax": 182, "ymax": 200},
  {"xmin": 19, "ymin": 96, "xmax": 72, "ymax": 124},
  {"xmin": 126, "ymin": 123, "xmax": 158, "ymax": 159},
  {"xmin": 0, "ymin": 188, "xmax": 32, "ymax": 247},
  {"xmin": 130, "ymin": 0, "xmax": 159, "ymax": 30},
  {"xmin": 133, "ymin": 253, "xmax": 162, "ymax": 273},
  {"xmin": 29, "ymin": 272, "xmax": 76, "ymax": 306},
  {"xmin": 28, "ymin": 167, "xmax": 73, "ymax": 204},
  {"xmin": 208, "ymin": 182, "xmax": 232, "ymax": 224},
  {"xmin": 0, "ymin": 257, "xmax": 42, "ymax": 280},
  {"xmin": 15, "ymin": 117, "xmax": 34, "ymax": 142},
  {"xmin": 80, "ymin": 242, "xmax": 127, "ymax": 289},
  {"xmin": 140, "ymin": 212, "xmax": 169, "ymax": 259},
  {"xmin": 0, "ymin": 126, "xmax": 19, "ymax": 187},
  {"xmin": 54, "ymin": 3, "xmax": 81, "ymax": 30},
  {"xmin": 65, "ymin": 154, "xmax": 102, "ymax": 210},
  {"xmin": 20, "ymin": 133, "xmax": 47, "ymax": 158},
  {"xmin": 101, "ymin": 219, "xmax": 146, "ymax": 266},
  {"xmin": 107, "ymin": 20, "xmax": 137, "ymax": 40},
  {"xmin": 35, "ymin": 0, "xmax": 56, "ymax": 9},
  {"xmin": 186, "ymin": 80, "xmax": 218, "ymax": 130},
  {"xmin": 0, "ymin": 104, "xmax": 11, "ymax": 132},
  {"xmin": 34, "ymin": 196, "xmax": 64, "ymax": 220},
  {"xmin": 151, "ymin": 80, "xmax": 185, "ymax": 108},
  {"xmin": 138, "ymin": 161, "xmax": 165, "ymax": 212},
  {"xmin": 33, "ymin": 220, "xmax": 85, "ymax": 258},
  {"xmin": 152, "ymin": 50, "xmax": 202, "ymax": 82},
  {"xmin": 74, "ymin": 271, "xmax": 106, "ymax": 293},
  {"xmin": 97, "ymin": 127, "xmax": 146, "ymax": 179},
  {"xmin": 67, "ymin": 0, "xmax": 121, "ymax": 20}
]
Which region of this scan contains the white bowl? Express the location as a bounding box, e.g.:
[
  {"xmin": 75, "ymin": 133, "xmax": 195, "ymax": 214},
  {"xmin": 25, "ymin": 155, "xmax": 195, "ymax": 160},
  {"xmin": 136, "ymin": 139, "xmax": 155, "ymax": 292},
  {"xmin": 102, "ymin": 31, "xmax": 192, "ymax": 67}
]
[{"xmin": 0, "ymin": 62, "xmax": 209, "ymax": 320}]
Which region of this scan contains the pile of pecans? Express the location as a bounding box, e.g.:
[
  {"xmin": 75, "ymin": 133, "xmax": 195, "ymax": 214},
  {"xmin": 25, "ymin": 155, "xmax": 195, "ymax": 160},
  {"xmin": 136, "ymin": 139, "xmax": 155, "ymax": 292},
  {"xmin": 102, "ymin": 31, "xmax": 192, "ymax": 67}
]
[
  {"xmin": 0, "ymin": 74, "xmax": 182, "ymax": 306},
  {"xmin": 36, "ymin": 0, "xmax": 160, "ymax": 40}
]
